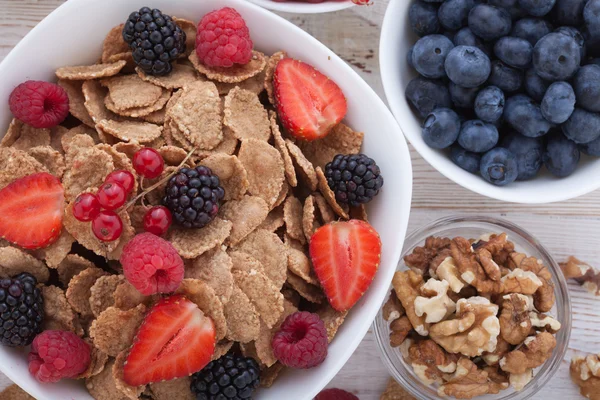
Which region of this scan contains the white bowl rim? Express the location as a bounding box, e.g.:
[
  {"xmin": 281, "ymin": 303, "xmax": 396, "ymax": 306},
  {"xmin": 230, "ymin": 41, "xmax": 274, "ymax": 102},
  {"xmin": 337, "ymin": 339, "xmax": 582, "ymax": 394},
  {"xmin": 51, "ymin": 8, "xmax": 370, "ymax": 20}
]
[{"xmin": 246, "ymin": 0, "xmax": 354, "ymax": 14}]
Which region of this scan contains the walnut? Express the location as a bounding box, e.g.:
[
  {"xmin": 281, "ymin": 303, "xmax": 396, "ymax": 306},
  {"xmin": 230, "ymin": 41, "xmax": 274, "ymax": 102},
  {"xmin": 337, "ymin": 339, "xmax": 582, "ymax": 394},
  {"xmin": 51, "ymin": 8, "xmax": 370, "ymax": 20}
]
[
  {"xmin": 560, "ymin": 256, "xmax": 600, "ymax": 297},
  {"xmin": 499, "ymin": 294, "xmax": 533, "ymax": 345},
  {"xmin": 529, "ymin": 312, "xmax": 561, "ymax": 334},
  {"xmin": 482, "ymin": 336, "xmax": 512, "ymax": 366},
  {"xmin": 452, "ymin": 237, "xmax": 504, "ymax": 294},
  {"xmin": 499, "ymin": 331, "xmax": 557, "ymax": 374},
  {"xmin": 429, "ymin": 297, "xmax": 500, "ymax": 357},
  {"xmin": 508, "ymin": 369, "xmax": 534, "ymax": 391},
  {"xmin": 437, "ymin": 358, "xmax": 507, "ymax": 399},
  {"xmin": 482, "ymin": 365, "xmax": 509, "ymax": 386},
  {"xmin": 392, "ymin": 270, "xmax": 430, "ymax": 336},
  {"xmin": 383, "ymin": 289, "xmax": 405, "ymax": 322},
  {"xmin": 571, "ymin": 355, "xmax": 600, "ymax": 400},
  {"xmin": 476, "ymin": 248, "xmax": 501, "ymax": 282},
  {"xmin": 500, "ymin": 269, "xmax": 543, "ymax": 295},
  {"xmin": 408, "ymin": 340, "xmax": 457, "ymax": 385},
  {"xmin": 436, "ymin": 257, "xmax": 466, "ymax": 293},
  {"xmin": 390, "ymin": 316, "xmax": 413, "ymax": 347},
  {"xmin": 404, "ymin": 236, "xmax": 452, "ymax": 276},
  {"xmin": 473, "ymin": 233, "xmax": 515, "ymax": 266},
  {"xmin": 429, "ymin": 248, "xmax": 453, "ymax": 278},
  {"xmin": 508, "ymin": 252, "xmax": 555, "ymax": 312},
  {"xmin": 414, "ymin": 279, "xmax": 456, "ymax": 324}
]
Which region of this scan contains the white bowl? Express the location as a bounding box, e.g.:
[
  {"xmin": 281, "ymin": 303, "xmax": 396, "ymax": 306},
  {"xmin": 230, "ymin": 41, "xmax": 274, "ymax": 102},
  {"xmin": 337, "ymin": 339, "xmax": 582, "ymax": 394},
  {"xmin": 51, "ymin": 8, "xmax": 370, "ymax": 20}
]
[
  {"xmin": 0, "ymin": 0, "xmax": 413, "ymax": 399},
  {"xmin": 246, "ymin": 0, "xmax": 354, "ymax": 14},
  {"xmin": 380, "ymin": 0, "xmax": 600, "ymax": 204}
]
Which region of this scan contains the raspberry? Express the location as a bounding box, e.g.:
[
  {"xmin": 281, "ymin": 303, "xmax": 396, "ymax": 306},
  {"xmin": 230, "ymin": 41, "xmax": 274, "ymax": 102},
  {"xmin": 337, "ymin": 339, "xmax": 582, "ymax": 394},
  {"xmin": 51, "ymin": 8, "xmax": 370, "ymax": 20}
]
[
  {"xmin": 9, "ymin": 81, "xmax": 69, "ymax": 128},
  {"xmin": 196, "ymin": 7, "xmax": 253, "ymax": 68},
  {"xmin": 120, "ymin": 233, "xmax": 184, "ymax": 295},
  {"xmin": 271, "ymin": 311, "xmax": 328, "ymax": 369},
  {"xmin": 28, "ymin": 330, "xmax": 91, "ymax": 383},
  {"xmin": 316, "ymin": 388, "xmax": 360, "ymax": 400}
]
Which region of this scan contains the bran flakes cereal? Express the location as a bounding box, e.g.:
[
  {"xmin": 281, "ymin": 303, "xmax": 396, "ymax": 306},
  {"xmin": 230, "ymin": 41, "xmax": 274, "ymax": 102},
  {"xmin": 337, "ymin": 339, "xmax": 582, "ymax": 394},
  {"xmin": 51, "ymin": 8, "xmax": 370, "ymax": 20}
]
[
  {"xmin": 66, "ymin": 267, "xmax": 108, "ymax": 316},
  {"xmin": 260, "ymin": 363, "xmax": 285, "ymax": 388},
  {"xmin": 233, "ymin": 269, "xmax": 284, "ymax": 329},
  {"xmin": 185, "ymin": 246, "xmax": 234, "ymax": 305},
  {"xmin": 287, "ymin": 247, "xmax": 319, "ymax": 285},
  {"xmin": 56, "ymin": 60, "xmax": 127, "ymax": 80},
  {"xmin": 157, "ymin": 145, "xmax": 188, "ymax": 166},
  {"xmin": 113, "ymin": 281, "xmax": 153, "ymax": 311},
  {"xmin": 221, "ymin": 195, "xmax": 269, "ymax": 246},
  {"xmin": 284, "ymin": 234, "xmax": 305, "ymax": 253},
  {"xmin": 281, "ymin": 286, "xmax": 302, "ymax": 308},
  {"xmin": 286, "ymin": 271, "xmax": 325, "ymax": 304},
  {"xmin": 0, "ymin": 246, "xmax": 49, "ymax": 283},
  {"xmin": 302, "ymin": 195, "xmax": 321, "ymax": 242},
  {"xmin": 316, "ymin": 166, "xmax": 349, "ymax": 219},
  {"xmin": 41, "ymin": 285, "xmax": 83, "ymax": 336},
  {"xmin": 198, "ymin": 125, "xmax": 239, "ymax": 157},
  {"xmin": 168, "ymin": 217, "xmax": 233, "ymax": 259},
  {"xmin": 33, "ymin": 229, "xmax": 74, "ymax": 268},
  {"xmin": 223, "ymin": 87, "xmax": 271, "ymax": 142},
  {"xmin": 211, "ymin": 340, "xmax": 234, "ymax": 361},
  {"xmin": 140, "ymin": 107, "xmax": 167, "ymax": 125},
  {"xmin": 240, "ymin": 341, "xmax": 260, "ymax": 363},
  {"xmin": 298, "ymin": 122, "xmax": 364, "ymax": 170},
  {"xmin": 90, "ymin": 275, "xmax": 126, "ymax": 317},
  {"xmin": 189, "ymin": 50, "xmax": 267, "ymax": 83},
  {"xmin": 214, "ymin": 62, "xmax": 267, "ymax": 96},
  {"xmin": 82, "ymin": 80, "xmax": 120, "ymax": 124},
  {"xmin": 264, "ymin": 51, "xmax": 287, "ymax": 105},
  {"xmin": 176, "ymin": 279, "xmax": 227, "ymax": 341},
  {"xmin": 316, "ymin": 305, "xmax": 348, "ymax": 343},
  {"xmin": 101, "ymin": 24, "xmax": 130, "ymax": 64},
  {"xmin": 61, "ymin": 126, "xmax": 97, "ymax": 156},
  {"xmin": 285, "ymin": 139, "xmax": 318, "ymax": 191},
  {"xmin": 79, "ymin": 342, "xmax": 109, "ymax": 379},
  {"xmin": 200, "ymin": 154, "xmax": 249, "ymax": 201},
  {"xmin": 104, "ymin": 90, "xmax": 170, "ymax": 118},
  {"xmin": 149, "ymin": 377, "xmax": 195, "ymax": 400},
  {"xmin": 238, "ymin": 139, "xmax": 284, "ymax": 208},
  {"xmin": 50, "ymin": 125, "xmax": 70, "ymax": 154},
  {"xmin": 229, "ymin": 251, "xmax": 266, "ymax": 275},
  {"xmin": 283, "ymin": 195, "xmax": 306, "ymax": 244},
  {"xmin": 314, "ymin": 192, "xmax": 336, "ymax": 224},
  {"xmin": 57, "ymin": 254, "xmax": 94, "ymax": 286},
  {"xmin": 2, "ymin": 120, "xmax": 51, "ymax": 151},
  {"xmin": 27, "ymin": 146, "xmax": 66, "ymax": 178},
  {"xmin": 85, "ymin": 359, "xmax": 129, "ymax": 400},
  {"xmin": 270, "ymin": 112, "xmax": 297, "ymax": 187},
  {"xmin": 0, "ymin": 385, "xmax": 35, "ymax": 400},
  {"xmin": 136, "ymin": 63, "xmax": 200, "ymax": 89},
  {"xmin": 0, "ymin": 148, "xmax": 48, "ymax": 190},
  {"xmin": 255, "ymin": 299, "xmax": 297, "ymax": 367},
  {"xmin": 173, "ymin": 17, "xmax": 197, "ymax": 57},
  {"xmin": 106, "ymin": 52, "xmax": 136, "ymax": 73},
  {"xmin": 259, "ymin": 205, "xmax": 285, "ymax": 232},
  {"xmin": 90, "ymin": 305, "xmax": 146, "ymax": 357},
  {"xmin": 58, "ymin": 80, "xmax": 96, "ymax": 127},
  {"xmin": 224, "ymin": 284, "xmax": 260, "ymax": 343},
  {"xmin": 62, "ymin": 147, "xmax": 114, "ymax": 201},
  {"xmin": 114, "ymin": 142, "xmax": 142, "ymax": 160},
  {"xmin": 113, "ymin": 350, "xmax": 146, "ymax": 400},
  {"xmin": 96, "ymin": 119, "xmax": 163, "ymax": 144},
  {"xmin": 235, "ymin": 229, "xmax": 287, "ymax": 290},
  {"xmin": 272, "ymin": 181, "xmax": 289, "ymax": 210},
  {"xmin": 0, "ymin": 119, "xmax": 23, "ymax": 147}
]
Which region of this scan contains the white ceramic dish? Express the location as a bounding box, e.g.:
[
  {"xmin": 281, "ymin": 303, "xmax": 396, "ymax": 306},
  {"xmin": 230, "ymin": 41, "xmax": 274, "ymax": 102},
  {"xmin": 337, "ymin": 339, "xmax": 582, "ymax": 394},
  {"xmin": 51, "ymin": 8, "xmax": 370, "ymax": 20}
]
[
  {"xmin": 246, "ymin": 0, "xmax": 354, "ymax": 14},
  {"xmin": 380, "ymin": 0, "xmax": 600, "ymax": 204},
  {"xmin": 0, "ymin": 0, "xmax": 412, "ymax": 399}
]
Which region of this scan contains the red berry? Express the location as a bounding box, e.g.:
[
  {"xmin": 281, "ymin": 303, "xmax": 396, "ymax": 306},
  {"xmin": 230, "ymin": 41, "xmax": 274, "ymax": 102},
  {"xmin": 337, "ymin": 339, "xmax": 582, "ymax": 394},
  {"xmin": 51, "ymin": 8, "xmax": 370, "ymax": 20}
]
[
  {"xmin": 196, "ymin": 7, "xmax": 254, "ymax": 68},
  {"xmin": 133, "ymin": 148, "xmax": 164, "ymax": 179},
  {"xmin": 92, "ymin": 210, "xmax": 123, "ymax": 242},
  {"xmin": 28, "ymin": 330, "xmax": 91, "ymax": 383},
  {"xmin": 143, "ymin": 206, "xmax": 172, "ymax": 236},
  {"xmin": 120, "ymin": 233, "xmax": 184, "ymax": 295},
  {"xmin": 316, "ymin": 389, "xmax": 359, "ymax": 400},
  {"xmin": 72, "ymin": 193, "xmax": 101, "ymax": 222},
  {"xmin": 9, "ymin": 81, "xmax": 69, "ymax": 128},
  {"xmin": 97, "ymin": 182, "xmax": 126, "ymax": 210},
  {"xmin": 271, "ymin": 311, "xmax": 328, "ymax": 369},
  {"xmin": 105, "ymin": 170, "xmax": 135, "ymax": 194}
]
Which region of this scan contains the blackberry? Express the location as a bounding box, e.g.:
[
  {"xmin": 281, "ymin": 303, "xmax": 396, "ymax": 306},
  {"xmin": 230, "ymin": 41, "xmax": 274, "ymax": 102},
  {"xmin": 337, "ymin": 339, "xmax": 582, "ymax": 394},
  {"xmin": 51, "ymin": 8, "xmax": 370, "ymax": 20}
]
[
  {"xmin": 325, "ymin": 154, "xmax": 384, "ymax": 207},
  {"xmin": 122, "ymin": 7, "xmax": 186, "ymax": 76},
  {"xmin": 162, "ymin": 166, "xmax": 225, "ymax": 229},
  {"xmin": 0, "ymin": 273, "xmax": 43, "ymax": 347},
  {"xmin": 190, "ymin": 353, "xmax": 260, "ymax": 400}
]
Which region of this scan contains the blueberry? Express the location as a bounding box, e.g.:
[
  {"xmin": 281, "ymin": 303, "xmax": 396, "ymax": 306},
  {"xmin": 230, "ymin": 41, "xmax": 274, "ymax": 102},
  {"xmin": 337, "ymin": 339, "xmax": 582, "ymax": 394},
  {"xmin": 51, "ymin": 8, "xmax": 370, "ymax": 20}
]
[
  {"xmin": 543, "ymin": 133, "xmax": 580, "ymax": 177},
  {"xmin": 584, "ymin": 0, "xmax": 600, "ymax": 40},
  {"xmin": 488, "ymin": 60, "xmax": 524, "ymax": 93},
  {"xmin": 541, "ymin": 81, "xmax": 576, "ymax": 124},
  {"xmin": 407, "ymin": 46, "xmax": 415, "ymax": 69},
  {"xmin": 449, "ymin": 82, "xmax": 479, "ymax": 108},
  {"xmin": 562, "ymin": 108, "xmax": 600, "ymax": 144},
  {"xmin": 438, "ymin": 0, "xmax": 476, "ymax": 31},
  {"xmin": 501, "ymin": 131, "xmax": 544, "ymax": 180},
  {"xmin": 494, "ymin": 37, "xmax": 533, "ymax": 69},
  {"xmin": 518, "ymin": 0, "xmax": 556, "ymax": 17},
  {"xmin": 422, "ymin": 108, "xmax": 462, "ymax": 149},
  {"xmin": 453, "ymin": 28, "xmax": 491, "ymax": 56},
  {"xmin": 533, "ymin": 32, "xmax": 581, "ymax": 81},
  {"xmin": 409, "ymin": 1, "xmax": 441, "ymax": 37},
  {"xmin": 580, "ymin": 136, "xmax": 600, "ymax": 156},
  {"xmin": 480, "ymin": 148, "xmax": 519, "ymax": 185},
  {"xmin": 554, "ymin": 0, "xmax": 588, "ymax": 26},
  {"xmin": 588, "ymin": 58, "xmax": 600, "ymax": 67},
  {"xmin": 524, "ymin": 68, "xmax": 550, "ymax": 102},
  {"xmin": 475, "ymin": 86, "xmax": 505, "ymax": 123},
  {"xmin": 504, "ymin": 94, "xmax": 553, "ymax": 137},
  {"xmin": 573, "ymin": 65, "xmax": 600, "ymax": 112},
  {"xmin": 468, "ymin": 4, "xmax": 512, "ymax": 41},
  {"xmin": 412, "ymin": 35, "xmax": 454, "ymax": 79},
  {"xmin": 556, "ymin": 27, "xmax": 586, "ymax": 60},
  {"xmin": 511, "ymin": 18, "xmax": 553, "ymax": 46},
  {"xmin": 458, "ymin": 120, "xmax": 499, "ymax": 152},
  {"xmin": 488, "ymin": 0, "xmax": 527, "ymax": 19},
  {"xmin": 405, "ymin": 77, "xmax": 453, "ymax": 118},
  {"xmin": 450, "ymin": 144, "xmax": 481, "ymax": 173},
  {"xmin": 444, "ymin": 45, "xmax": 491, "ymax": 88}
]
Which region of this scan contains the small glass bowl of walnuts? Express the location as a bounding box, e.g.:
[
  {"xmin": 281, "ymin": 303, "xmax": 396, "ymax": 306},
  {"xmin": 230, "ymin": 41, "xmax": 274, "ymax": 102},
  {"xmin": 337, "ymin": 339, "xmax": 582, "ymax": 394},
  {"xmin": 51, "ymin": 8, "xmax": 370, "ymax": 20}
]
[{"xmin": 373, "ymin": 216, "xmax": 571, "ymax": 400}]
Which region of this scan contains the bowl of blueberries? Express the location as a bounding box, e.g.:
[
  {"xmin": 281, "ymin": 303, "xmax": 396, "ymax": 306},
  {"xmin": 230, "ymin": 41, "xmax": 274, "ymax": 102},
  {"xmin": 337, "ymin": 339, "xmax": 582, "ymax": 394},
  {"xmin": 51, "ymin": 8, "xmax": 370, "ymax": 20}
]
[{"xmin": 380, "ymin": 0, "xmax": 600, "ymax": 203}]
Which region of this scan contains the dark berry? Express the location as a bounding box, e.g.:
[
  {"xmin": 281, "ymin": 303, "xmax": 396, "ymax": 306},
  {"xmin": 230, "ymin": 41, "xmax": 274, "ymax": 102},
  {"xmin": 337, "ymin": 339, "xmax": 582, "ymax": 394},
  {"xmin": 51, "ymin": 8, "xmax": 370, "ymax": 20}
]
[
  {"xmin": 438, "ymin": 0, "xmax": 477, "ymax": 31},
  {"xmin": 524, "ymin": 68, "xmax": 550, "ymax": 102},
  {"xmin": 562, "ymin": 108, "xmax": 600, "ymax": 144},
  {"xmin": 450, "ymin": 145, "xmax": 481, "ymax": 173},
  {"xmin": 480, "ymin": 148, "xmax": 519, "ymax": 186},
  {"xmin": 190, "ymin": 353, "xmax": 260, "ymax": 400},
  {"xmin": 504, "ymin": 94, "xmax": 553, "ymax": 138},
  {"xmin": 468, "ymin": 4, "xmax": 512, "ymax": 41},
  {"xmin": 405, "ymin": 77, "xmax": 452, "ymax": 118},
  {"xmin": 474, "ymin": 86, "xmax": 505, "ymax": 123},
  {"xmin": 458, "ymin": 120, "xmax": 499, "ymax": 153},
  {"xmin": 453, "ymin": 28, "xmax": 491, "ymax": 57},
  {"xmin": 445, "ymin": 46, "xmax": 491, "ymax": 88},
  {"xmin": 518, "ymin": 0, "xmax": 556, "ymax": 17},
  {"xmin": 543, "ymin": 133, "xmax": 580, "ymax": 177},
  {"xmin": 541, "ymin": 81, "xmax": 576, "ymax": 124},
  {"xmin": 573, "ymin": 65, "xmax": 600, "ymax": 113},
  {"xmin": 533, "ymin": 32, "xmax": 581, "ymax": 81},
  {"xmin": 412, "ymin": 34, "xmax": 454, "ymax": 79},
  {"xmin": 449, "ymin": 82, "xmax": 479, "ymax": 109},
  {"xmin": 501, "ymin": 132, "xmax": 544, "ymax": 180},
  {"xmin": 409, "ymin": 1, "xmax": 441, "ymax": 37},
  {"xmin": 511, "ymin": 18, "xmax": 553, "ymax": 46},
  {"xmin": 0, "ymin": 273, "xmax": 43, "ymax": 347},
  {"xmin": 494, "ymin": 36, "xmax": 533, "ymax": 69},
  {"xmin": 422, "ymin": 108, "xmax": 461, "ymax": 149},
  {"xmin": 554, "ymin": 0, "xmax": 587, "ymax": 26},
  {"xmin": 488, "ymin": 60, "xmax": 523, "ymax": 93},
  {"xmin": 324, "ymin": 154, "xmax": 384, "ymax": 207}
]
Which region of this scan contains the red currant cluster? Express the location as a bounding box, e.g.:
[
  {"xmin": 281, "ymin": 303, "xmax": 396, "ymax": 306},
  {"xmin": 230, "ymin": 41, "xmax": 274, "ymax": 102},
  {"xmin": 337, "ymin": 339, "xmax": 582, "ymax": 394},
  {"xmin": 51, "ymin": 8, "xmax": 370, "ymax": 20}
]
[{"xmin": 73, "ymin": 148, "xmax": 174, "ymax": 242}]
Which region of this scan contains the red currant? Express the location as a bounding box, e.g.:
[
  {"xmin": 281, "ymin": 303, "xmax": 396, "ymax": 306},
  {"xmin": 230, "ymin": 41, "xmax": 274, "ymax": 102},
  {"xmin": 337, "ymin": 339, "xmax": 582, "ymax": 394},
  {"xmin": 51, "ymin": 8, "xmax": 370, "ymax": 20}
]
[
  {"xmin": 143, "ymin": 206, "xmax": 173, "ymax": 236},
  {"xmin": 92, "ymin": 211, "xmax": 123, "ymax": 242},
  {"xmin": 105, "ymin": 170, "xmax": 135, "ymax": 194},
  {"xmin": 72, "ymin": 193, "xmax": 101, "ymax": 222},
  {"xmin": 133, "ymin": 148, "xmax": 164, "ymax": 179},
  {"xmin": 97, "ymin": 182, "xmax": 127, "ymax": 210}
]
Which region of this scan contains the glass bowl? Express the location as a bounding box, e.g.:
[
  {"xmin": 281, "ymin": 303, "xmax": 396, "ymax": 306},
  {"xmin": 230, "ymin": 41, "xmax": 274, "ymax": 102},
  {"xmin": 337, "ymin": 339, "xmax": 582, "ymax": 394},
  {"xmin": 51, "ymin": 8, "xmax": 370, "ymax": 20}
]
[{"xmin": 373, "ymin": 216, "xmax": 572, "ymax": 400}]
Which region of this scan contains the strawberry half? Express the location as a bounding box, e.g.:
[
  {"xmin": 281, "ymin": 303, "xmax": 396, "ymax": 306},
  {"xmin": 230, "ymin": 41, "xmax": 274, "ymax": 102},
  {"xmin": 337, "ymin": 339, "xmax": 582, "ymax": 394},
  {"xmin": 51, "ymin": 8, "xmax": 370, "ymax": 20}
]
[
  {"xmin": 273, "ymin": 58, "xmax": 347, "ymax": 141},
  {"xmin": 123, "ymin": 295, "xmax": 215, "ymax": 386},
  {"xmin": 0, "ymin": 172, "xmax": 64, "ymax": 249},
  {"xmin": 309, "ymin": 220, "xmax": 382, "ymax": 312}
]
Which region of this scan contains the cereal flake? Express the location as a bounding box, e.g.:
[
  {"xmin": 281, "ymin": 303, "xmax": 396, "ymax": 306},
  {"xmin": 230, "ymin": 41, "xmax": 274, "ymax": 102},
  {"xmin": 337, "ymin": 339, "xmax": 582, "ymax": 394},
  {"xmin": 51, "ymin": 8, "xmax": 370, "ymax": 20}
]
[{"xmin": 223, "ymin": 87, "xmax": 270, "ymax": 142}]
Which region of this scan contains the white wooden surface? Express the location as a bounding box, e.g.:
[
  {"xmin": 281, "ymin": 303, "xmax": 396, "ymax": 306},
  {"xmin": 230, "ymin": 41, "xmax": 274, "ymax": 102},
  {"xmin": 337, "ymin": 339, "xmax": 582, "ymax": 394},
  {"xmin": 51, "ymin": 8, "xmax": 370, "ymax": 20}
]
[{"xmin": 1, "ymin": 1, "xmax": 600, "ymax": 399}]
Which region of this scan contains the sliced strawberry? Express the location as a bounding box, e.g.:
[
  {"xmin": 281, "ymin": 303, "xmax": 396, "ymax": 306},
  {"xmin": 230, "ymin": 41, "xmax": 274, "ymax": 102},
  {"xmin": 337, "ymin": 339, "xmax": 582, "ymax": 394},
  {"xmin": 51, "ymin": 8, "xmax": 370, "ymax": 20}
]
[
  {"xmin": 273, "ymin": 58, "xmax": 347, "ymax": 141},
  {"xmin": 0, "ymin": 172, "xmax": 64, "ymax": 249},
  {"xmin": 123, "ymin": 295, "xmax": 215, "ymax": 386},
  {"xmin": 309, "ymin": 220, "xmax": 382, "ymax": 312}
]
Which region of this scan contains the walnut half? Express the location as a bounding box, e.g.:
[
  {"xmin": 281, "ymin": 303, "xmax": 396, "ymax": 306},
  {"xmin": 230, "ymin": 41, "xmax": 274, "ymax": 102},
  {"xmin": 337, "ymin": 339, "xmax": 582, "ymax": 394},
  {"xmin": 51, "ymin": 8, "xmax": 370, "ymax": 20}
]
[
  {"xmin": 560, "ymin": 256, "xmax": 600, "ymax": 297},
  {"xmin": 499, "ymin": 332, "xmax": 557, "ymax": 375},
  {"xmin": 571, "ymin": 354, "xmax": 600, "ymax": 400}
]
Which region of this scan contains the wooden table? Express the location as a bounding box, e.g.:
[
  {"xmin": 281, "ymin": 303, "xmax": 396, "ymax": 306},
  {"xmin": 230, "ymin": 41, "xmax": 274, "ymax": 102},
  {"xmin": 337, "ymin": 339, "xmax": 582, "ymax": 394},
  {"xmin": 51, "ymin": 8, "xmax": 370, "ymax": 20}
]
[{"xmin": 1, "ymin": 1, "xmax": 599, "ymax": 399}]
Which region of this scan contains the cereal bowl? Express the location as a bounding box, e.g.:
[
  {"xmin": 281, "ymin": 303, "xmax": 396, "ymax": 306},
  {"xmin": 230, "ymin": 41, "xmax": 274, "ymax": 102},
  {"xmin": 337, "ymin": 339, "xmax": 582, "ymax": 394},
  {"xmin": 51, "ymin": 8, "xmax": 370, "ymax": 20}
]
[
  {"xmin": 373, "ymin": 216, "xmax": 571, "ymax": 400},
  {"xmin": 379, "ymin": 0, "xmax": 600, "ymax": 204},
  {"xmin": 245, "ymin": 0, "xmax": 354, "ymax": 14},
  {"xmin": 0, "ymin": 0, "xmax": 412, "ymax": 399}
]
